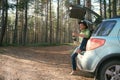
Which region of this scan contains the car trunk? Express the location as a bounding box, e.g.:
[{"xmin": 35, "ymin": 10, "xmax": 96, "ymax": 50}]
[
  {"xmin": 69, "ymin": 5, "xmax": 86, "ymax": 20},
  {"xmin": 69, "ymin": 5, "xmax": 102, "ymax": 24}
]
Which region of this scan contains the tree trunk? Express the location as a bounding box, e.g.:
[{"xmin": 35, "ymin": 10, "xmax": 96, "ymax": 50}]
[
  {"xmin": 56, "ymin": 0, "xmax": 60, "ymax": 43},
  {"xmin": 85, "ymin": 0, "xmax": 92, "ymax": 21},
  {"xmin": 23, "ymin": 0, "xmax": 28, "ymax": 45},
  {"xmin": 108, "ymin": 0, "xmax": 111, "ymax": 18},
  {"xmin": 0, "ymin": 0, "xmax": 8, "ymax": 46},
  {"xmin": 49, "ymin": 0, "xmax": 52, "ymax": 43},
  {"xmin": 45, "ymin": 0, "xmax": 48, "ymax": 42},
  {"xmin": 13, "ymin": 0, "xmax": 18, "ymax": 44},
  {"xmin": 99, "ymin": 0, "xmax": 102, "ymax": 17},
  {"xmin": 112, "ymin": 0, "xmax": 117, "ymax": 17},
  {"xmin": 77, "ymin": 0, "xmax": 80, "ymax": 4},
  {"xmin": 103, "ymin": 0, "xmax": 107, "ymax": 19},
  {"xmin": 118, "ymin": 0, "xmax": 120, "ymax": 15}
]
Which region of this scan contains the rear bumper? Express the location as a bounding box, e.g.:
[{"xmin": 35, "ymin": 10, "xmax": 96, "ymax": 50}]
[{"xmin": 76, "ymin": 51, "xmax": 100, "ymax": 73}]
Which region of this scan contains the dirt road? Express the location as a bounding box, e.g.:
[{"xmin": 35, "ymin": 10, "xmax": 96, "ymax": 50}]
[{"xmin": 0, "ymin": 45, "xmax": 94, "ymax": 80}]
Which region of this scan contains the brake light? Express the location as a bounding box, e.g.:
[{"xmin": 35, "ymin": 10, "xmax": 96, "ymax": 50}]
[{"xmin": 86, "ymin": 38, "xmax": 105, "ymax": 51}]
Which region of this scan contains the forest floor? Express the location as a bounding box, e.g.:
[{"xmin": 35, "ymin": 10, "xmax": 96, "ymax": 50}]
[{"xmin": 0, "ymin": 45, "xmax": 94, "ymax": 80}]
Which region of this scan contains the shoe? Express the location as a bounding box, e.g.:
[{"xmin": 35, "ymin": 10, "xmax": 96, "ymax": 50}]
[{"xmin": 70, "ymin": 70, "xmax": 77, "ymax": 75}]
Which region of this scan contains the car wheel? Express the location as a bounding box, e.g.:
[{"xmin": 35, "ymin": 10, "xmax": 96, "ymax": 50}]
[{"xmin": 98, "ymin": 60, "xmax": 120, "ymax": 80}]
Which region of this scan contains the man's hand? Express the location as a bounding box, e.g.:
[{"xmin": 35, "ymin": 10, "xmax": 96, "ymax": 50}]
[
  {"xmin": 76, "ymin": 49, "xmax": 81, "ymax": 53},
  {"xmin": 72, "ymin": 32, "xmax": 79, "ymax": 37}
]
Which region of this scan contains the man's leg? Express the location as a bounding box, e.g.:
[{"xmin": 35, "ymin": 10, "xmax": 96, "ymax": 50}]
[
  {"xmin": 71, "ymin": 52, "xmax": 78, "ymax": 71},
  {"xmin": 70, "ymin": 47, "xmax": 79, "ymax": 75}
]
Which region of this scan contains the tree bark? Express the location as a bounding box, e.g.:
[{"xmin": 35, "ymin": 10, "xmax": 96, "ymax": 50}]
[
  {"xmin": 77, "ymin": 0, "xmax": 80, "ymax": 5},
  {"xmin": 103, "ymin": 0, "xmax": 107, "ymax": 18},
  {"xmin": 112, "ymin": 0, "xmax": 117, "ymax": 17},
  {"xmin": 23, "ymin": 0, "xmax": 28, "ymax": 45},
  {"xmin": 13, "ymin": 0, "xmax": 18, "ymax": 44},
  {"xmin": 49, "ymin": 0, "xmax": 52, "ymax": 43},
  {"xmin": 108, "ymin": 0, "xmax": 111, "ymax": 18},
  {"xmin": 0, "ymin": 0, "xmax": 8, "ymax": 46},
  {"xmin": 45, "ymin": 0, "xmax": 48, "ymax": 42},
  {"xmin": 56, "ymin": 0, "xmax": 60, "ymax": 43},
  {"xmin": 99, "ymin": 0, "xmax": 102, "ymax": 17}
]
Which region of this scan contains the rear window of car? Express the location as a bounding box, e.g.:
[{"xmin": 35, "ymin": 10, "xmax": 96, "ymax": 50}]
[{"xmin": 93, "ymin": 20, "xmax": 116, "ymax": 36}]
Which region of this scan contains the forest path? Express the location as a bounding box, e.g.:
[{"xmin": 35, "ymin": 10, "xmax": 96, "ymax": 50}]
[{"xmin": 0, "ymin": 45, "xmax": 93, "ymax": 80}]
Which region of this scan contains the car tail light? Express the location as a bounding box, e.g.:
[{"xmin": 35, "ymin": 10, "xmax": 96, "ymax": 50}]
[{"xmin": 86, "ymin": 38, "xmax": 105, "ymax": 51}]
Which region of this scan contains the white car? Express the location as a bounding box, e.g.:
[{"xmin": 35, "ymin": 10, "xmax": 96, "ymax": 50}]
[
  {"xmin": 77, "ymin": 18, "xmax": 120, "ymax": 80},
  {"xmin": 69, "ymin": 5, "xmax": 120, "ymax": 80}
]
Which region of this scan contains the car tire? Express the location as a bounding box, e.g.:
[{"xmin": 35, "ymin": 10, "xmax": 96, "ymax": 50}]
[{"xmin": 98, "ymin": 60, "xmax": 120, "ymax": 80}]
